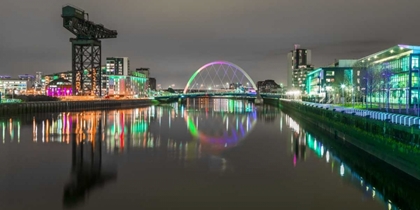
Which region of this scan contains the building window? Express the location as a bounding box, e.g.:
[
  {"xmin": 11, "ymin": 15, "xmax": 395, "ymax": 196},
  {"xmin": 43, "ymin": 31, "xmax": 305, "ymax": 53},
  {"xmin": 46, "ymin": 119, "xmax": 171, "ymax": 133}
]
[
  {"xmin": 402, "ymin": 56, "xmax": 409, "ymax": 71},
  {"xmin": 326, "ymin": 71, "xmax": 335, "ymax": 76},
  {"xmin": 412, "ymin": 56, "xmax": 419, "ymax": 70}
]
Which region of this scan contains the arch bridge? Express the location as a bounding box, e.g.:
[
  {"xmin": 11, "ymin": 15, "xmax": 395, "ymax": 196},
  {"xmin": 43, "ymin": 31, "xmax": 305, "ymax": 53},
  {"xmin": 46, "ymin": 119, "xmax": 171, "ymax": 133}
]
[
  {"xmin": 183, "ymin": 61, "xmax": 257, "ymax": 94},
  {"xmin": 155, "ymin": 61, "xmax": 290, "ymax": 102},
  {"xmin": 155, "ymin": 61, "xmax": 262, "ymax": 102}
]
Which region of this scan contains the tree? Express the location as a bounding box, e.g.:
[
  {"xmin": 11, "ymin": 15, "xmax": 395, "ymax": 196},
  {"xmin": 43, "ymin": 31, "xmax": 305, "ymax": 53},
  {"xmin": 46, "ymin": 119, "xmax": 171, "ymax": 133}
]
[
  {"xmin": 353, "ymin": 62, "xmax": 372, "ymax": 108},
  {"xmin": 380, "ymin": 62, "xmax": 394, "ymax": 112}
]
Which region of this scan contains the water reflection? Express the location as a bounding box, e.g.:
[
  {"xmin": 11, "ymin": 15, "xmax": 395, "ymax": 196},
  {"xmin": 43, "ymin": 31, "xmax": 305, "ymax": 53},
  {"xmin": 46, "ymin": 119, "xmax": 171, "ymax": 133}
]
[
  {"xmin": 0, "ymin": 99, "xmax": 259, "ymax": 169},
  {"xmin": 0, "ymin": 118, "xmax": 21, "ymax": 143},
  {"xmin": 184, "ymin": 99, "xmax": 257, "ymax": 155},
  {"xmin": 1, "ymin": 99, "xmax": 256, "ymax": 154},
  {"xmin": 1, "ymin": 99, "xmax": 418, "ymax": 209},
  {"xmin": 0, "ymin": 99, "xmax": 260, "ymax": 208},
  {"xmin": 283, "ymin": 114, "xmax": 420, "ymax": 210},
  {"xmin": 63, "ymin": 117, "xmax": 117, "ymax": 208}
]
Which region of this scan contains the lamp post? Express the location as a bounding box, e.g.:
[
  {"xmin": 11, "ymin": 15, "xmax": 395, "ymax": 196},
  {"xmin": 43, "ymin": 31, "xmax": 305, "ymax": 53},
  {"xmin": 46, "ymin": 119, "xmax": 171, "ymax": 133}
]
[
  {"xmin": 341, "ymin": 84, "xmax": 346, "ymax": 106},
  {"xmin": 406, "ymin": 87, "xmax": 409, "ymax": 114},
  {"xmin": 352, "ymin": 85, "xmax": 355, "ymax": 110},
  {"xmin": 418, "ymin": 64, "xmax": 420, "ymax": 117}
]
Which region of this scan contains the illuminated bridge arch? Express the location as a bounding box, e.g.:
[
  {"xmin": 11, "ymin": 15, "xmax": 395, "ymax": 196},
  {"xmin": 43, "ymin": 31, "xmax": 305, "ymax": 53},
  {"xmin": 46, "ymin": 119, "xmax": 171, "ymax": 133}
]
[{"xmin": 183, "ymin": 61, "xmax": 257, "ymax": 94}]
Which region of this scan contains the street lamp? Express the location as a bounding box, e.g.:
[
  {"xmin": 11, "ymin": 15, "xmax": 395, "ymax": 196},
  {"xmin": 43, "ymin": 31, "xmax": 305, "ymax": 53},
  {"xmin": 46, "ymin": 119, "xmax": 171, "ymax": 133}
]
[
  {"xmin": 352, "ymin": 86, "xmax": 355, "ymax": 110},
  {"xmin": 341, "ymin": 84, "xmax": 346, "ymax": 106}
]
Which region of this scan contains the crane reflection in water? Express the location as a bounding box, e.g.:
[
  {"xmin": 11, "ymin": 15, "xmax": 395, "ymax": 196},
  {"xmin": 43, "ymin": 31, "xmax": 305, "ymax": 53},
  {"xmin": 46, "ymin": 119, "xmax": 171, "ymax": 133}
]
[{"xmin": 62, "ymin": 112, "xmax": 117, "ymax": 208}]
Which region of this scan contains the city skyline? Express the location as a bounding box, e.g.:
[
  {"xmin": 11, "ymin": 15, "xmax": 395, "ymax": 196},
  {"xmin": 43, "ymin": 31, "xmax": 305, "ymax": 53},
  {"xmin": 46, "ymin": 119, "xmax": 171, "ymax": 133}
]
[{"xmin": 1, "ymin": 0, "xmax": 420, "ymax": 87}]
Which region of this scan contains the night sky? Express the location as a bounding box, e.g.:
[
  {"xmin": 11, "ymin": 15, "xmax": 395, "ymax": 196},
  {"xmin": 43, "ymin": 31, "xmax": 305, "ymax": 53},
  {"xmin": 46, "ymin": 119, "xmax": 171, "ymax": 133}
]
[{"xmin": 1, "ymin": 0, "xmax": 420, "ymax": 88}]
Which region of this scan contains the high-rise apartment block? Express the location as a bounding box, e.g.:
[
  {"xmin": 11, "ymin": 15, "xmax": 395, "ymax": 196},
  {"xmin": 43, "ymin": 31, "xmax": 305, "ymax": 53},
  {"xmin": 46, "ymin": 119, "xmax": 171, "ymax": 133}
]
[
  {"xmin": 287, "ymin": 45, "xmax": 313, "ymax": 92},
  {"xmin": 106, "ymin": 57, "xmax": 130, "ymax": 76}
]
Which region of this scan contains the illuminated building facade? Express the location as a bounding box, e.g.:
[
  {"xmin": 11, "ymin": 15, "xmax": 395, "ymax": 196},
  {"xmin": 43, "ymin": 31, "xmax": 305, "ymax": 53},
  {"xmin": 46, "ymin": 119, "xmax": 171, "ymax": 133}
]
[
  {"xmin": 305, "ymin": 60, "xmax": 356, "ymax": 102},
  {"xmin": 0, "ymin": 77, "xmax": 28, "ymax": 95},
  {"xmin": 43, "ymin": 71, "xmax": 73, "ymax": 94},
  {"xmin": 305, "ymin": 45, "xmax": 420, "ymax": 105},
  {"xmin": 43, "ymin": 69, "xmax": 147, "ymax": 97},
  {"xmin": 104, "ymin": 72, "xmax": 148, "ymax": 97},
  {"xmin": 45, "ymin": 78, "xmax": 72, "ymax": 97},
  {"xmin": 287, "ymin": 45, "xmax": 313, "ymax": 92},
  {"xmin": 306, "ymin": 67, "xmax": 354, "ymax": 103},
  {"xmin": 136, "ymin": 68, "xmax": 151, "ymax": 92},
  {"xmin": 106, "ymin": 57, "xmax": 129, "ymax": 76},
  {"xmin": 353, "ymin": 45, "xmax": 420, "ymax": 105},
  {"xmin": 18, "ymin": 74, "xmax": 35, "ymax": 88}
]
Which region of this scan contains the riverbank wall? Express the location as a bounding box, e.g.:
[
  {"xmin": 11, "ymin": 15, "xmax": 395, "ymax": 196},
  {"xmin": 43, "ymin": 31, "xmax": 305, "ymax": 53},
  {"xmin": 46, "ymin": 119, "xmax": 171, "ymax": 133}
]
[
  {"xmin": 0, "ymin": 99, "xmax": 154, "ymax": 116},
  {"xmin": 293, "ymin": 107, "xmax": 420, "ymax": 209},
  {"xmin": 264, "ymin": 98, "xmax": 420, "ymax": 180}
]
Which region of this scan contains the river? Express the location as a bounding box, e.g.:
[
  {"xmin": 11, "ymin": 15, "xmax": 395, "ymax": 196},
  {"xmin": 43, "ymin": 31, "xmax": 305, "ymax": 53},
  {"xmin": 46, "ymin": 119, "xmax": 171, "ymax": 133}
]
[{"xmin": 0, "ymin": 98, "xmax": 418, "ymax": 210}]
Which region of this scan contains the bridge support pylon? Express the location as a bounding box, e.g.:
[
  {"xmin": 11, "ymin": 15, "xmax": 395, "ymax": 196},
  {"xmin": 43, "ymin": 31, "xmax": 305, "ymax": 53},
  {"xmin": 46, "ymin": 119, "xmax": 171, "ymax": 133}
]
[{"xmin": 255, "ymin": 91, "xmax": 264, "ymax": 105}]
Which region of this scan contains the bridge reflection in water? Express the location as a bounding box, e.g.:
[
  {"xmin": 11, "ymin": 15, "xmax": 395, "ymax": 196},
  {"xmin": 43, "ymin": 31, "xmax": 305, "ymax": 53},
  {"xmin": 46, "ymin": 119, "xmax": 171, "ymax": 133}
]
[{"xmin": 281, "ymin": 113, "xmax": 420, "ymax": 210}]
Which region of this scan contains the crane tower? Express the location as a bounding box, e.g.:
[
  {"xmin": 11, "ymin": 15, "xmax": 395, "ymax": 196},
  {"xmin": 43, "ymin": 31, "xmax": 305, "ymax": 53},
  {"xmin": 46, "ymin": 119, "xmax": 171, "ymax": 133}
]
[{"xmin": 61, "ymin": 5, "xmax": 117, "ymax": 96}]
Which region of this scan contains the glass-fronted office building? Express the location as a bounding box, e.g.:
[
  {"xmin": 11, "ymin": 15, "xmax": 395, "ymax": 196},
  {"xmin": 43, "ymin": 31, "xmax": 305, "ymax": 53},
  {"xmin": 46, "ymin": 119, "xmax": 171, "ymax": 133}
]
[
  {"xmin": 306, "ymin": 67, "xmax": 354, "ymax": 103},
  {"xmin": 353, "ymin": 45, "xmax": 420, "ymax": 105}
]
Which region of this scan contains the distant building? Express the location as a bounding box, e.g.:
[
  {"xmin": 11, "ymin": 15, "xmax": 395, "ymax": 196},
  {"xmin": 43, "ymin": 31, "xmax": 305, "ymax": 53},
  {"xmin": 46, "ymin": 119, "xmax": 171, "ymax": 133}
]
[
  {"xmin": 18, "ymin": 74, "xmax": 35, "ymax": 89},
  {"xmin": 306, "ymin": 66, "xmax": 354, "ymax": 103},
  {"xmin": 45, "ymin": 78, "xmax": 72, "ymax": 97},
  {"xmin": 43, "ymin": 71, "xmax": 72, "ymax": 94},
  {"xmin": 35, "ymin": 72, "xmax": 42, "ymax": 90},
  {"xmin": 135, "ymin": 68, "xmax": 150, "ymax": 78},
  {"xmin": 106, "ymin": 57, "xmax": 130, "ymax": 76},
  {"xmin": 135, "ymin": 68, "xmax": 152, "ymax": 92},
  {"xmin": 149, "ymin": 77, "xmax": 156, "ymax": 90},
  {"xmin": 287, "ymin": 45, "xmax": 313, "ymax": 92},
  {"xmin": 257, "ymin": 80, "xmax": 282, "ymax": 93},
  {"xmin": 0, "ymin": 78, "xmax": 28, "ymax": 95}
]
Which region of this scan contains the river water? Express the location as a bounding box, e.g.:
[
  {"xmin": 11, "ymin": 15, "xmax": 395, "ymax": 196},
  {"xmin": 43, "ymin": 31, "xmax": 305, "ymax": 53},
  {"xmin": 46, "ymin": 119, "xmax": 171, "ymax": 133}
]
[{"xmin": 0, "ymin": 98, "xmax": 418, "ymax": 210}]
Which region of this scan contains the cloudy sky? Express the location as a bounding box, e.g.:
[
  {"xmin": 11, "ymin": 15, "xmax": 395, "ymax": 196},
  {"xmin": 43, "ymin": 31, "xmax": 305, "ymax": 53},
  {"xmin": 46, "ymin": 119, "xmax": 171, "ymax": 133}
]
[{"xmin": 1, "ymin": 0, "xmax": 420, "ymax": 88}]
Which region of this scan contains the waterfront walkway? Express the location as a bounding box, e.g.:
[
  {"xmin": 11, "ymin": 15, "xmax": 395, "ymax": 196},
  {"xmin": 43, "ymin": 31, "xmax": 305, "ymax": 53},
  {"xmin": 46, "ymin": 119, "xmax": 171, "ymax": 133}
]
[{"xmin": 293, "ymin": 100, "xmax": 420, "ymax": 128}]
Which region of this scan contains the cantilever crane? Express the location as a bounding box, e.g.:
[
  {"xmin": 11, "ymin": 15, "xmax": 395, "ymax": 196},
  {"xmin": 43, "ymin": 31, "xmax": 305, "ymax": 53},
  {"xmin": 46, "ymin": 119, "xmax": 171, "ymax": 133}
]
[{"xmin": 62, "ymin": 5, "xmax": 117, "ymax": 96}]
